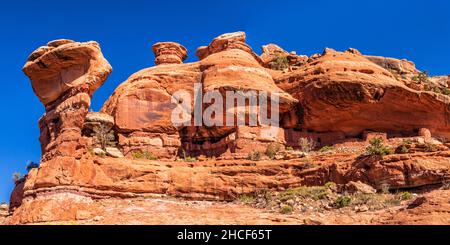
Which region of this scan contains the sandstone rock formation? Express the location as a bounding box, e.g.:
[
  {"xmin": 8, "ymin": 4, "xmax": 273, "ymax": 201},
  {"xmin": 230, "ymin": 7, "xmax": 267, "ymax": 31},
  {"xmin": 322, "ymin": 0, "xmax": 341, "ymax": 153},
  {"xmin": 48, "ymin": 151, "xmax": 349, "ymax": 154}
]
[
  {"xmin": 5, "ymin": 32, "xmax": 450, "ymax": 224},
  {"xmin": 23, "ymin": 39, "xmax": 112, "ymax": 161}
]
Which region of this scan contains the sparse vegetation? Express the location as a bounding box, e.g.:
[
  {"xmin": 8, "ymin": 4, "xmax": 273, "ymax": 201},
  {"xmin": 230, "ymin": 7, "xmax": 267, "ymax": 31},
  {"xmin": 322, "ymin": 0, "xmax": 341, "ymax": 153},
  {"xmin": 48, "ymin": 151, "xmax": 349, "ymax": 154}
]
[
  {"xmin": 180, "ymin": 150, "xmax": 197, "ymax": 162},
  {"xmin": 265, "ymin": 143, "xmax": 281, "ymax": 160},
  {"xmin": 380, "ymin": 183, "xmax": 390, "ymax": 194},
  {"xmin": 286, "ymin": 146, "xmax": 294, "ymax": 151},
  {"xmin": 319, "ymin": 146, "xmax": 335, "ymax": 153},
  {"xmin": 411, "ymin": 71, "xmax": 450, "ymax": 96},
  {"xmin": 422, "ymin": 142, "xmax": 437, "ymax": 152},
  {"xmin": 238, "ymin": 194, "xmax": 257, "ymax": 204},
  {"xmin": 333, "ymin": 196, "xmax": 352, "ymax": 208},
  {"xmin": 442, "ymin": 87, "xmax": 450, "ymax": 95},
  {"xmin": 247, "ymin": 150, "xmax": 262, "ymax": 161},
  {"xmin": 236, "ymin": 182, "xmax": 416, "ymax": 215},
  {"xmin": 441, "ymin": 181, "xmax": 450, "ymax": 190},
  {"xmin": 278, "ymin": 185, "xmax": 331, "ymax": 202},
  {"xmin": 269, "ymin": 53, "xmax": 290, "ymax": 71},
  {"xmin": 132, "ymin": 151, "xmax": 158, "ymax": 160},
  {"xmin": 280, "ymin": 205, "xmax": 293, "ymax": 214},
  {"xmin": 324, "ymin": 182, "xmax": 337, "ymax": 189},
  {"xmin": 395, "ymin": 139, "xmax": 412, "ymax": 154},
  {"xmin": 412, "ymin": 71, "xmax": 430, "ymax": 83},
  {"xmin": 92, "ymin": 124, "xmax": 117, "ymax": 150},
  {"xmin": 398, "ymin": 191, "xmax": 413, "ymax": 200},
  {"xmin": 298, "ymin": 137, "xmax": 316, "ymax": 153},
  {"xmin": 365, "ymin": 137, "xmax": 392, "ymax": 156}
]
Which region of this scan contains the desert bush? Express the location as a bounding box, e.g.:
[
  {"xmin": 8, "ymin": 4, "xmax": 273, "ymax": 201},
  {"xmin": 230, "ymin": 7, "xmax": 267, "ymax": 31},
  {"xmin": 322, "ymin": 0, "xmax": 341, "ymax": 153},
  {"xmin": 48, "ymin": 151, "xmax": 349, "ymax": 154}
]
[
  {"xmin": 265, "ymin": 143, "xmax": 281, "ymax": 160},
  {"xmin": 398, "ymin": 191, "xmax": 413, "ymax": 200},
  {"xmin": 270, "ymin": 53, "xmax": 290, "ymax": 71},
  {"xmin": 247, "ymin": 150, "xmax": 262, "ymax": 161},
  {"xmin": 280, "ymin": 204, "xmax": 293, "ymax": 214},
  {"xmin": 298, "ymin": 137, "xmax": 316, "ymax": 153},
  {"xmin": 333, "ymin": 196, "xmax": 352, "ymax": 208},
  {"xmin": 412, "ymin": 71, "xmax": 430, "ymax": 83},
  {"xmin": 179, "ymin": 150, "xmax": 197, "ymax": 162},
  {"xmin": 395, "ymin": 139, "xmax": 412, "ymax": 154},
  {"xmin": 238, "ymin": 194, "xmax": 257, "ymax": 204},
  {"xmin": 285, "ymin": 146, "xmax": 294, "ymax": 151},
  {"xmin": 365, "ymin": 137, "xmax": 392, "ymax": 156},
  {"xmin": 319, "ymin": 146, "xmax": 335, "ymax": 153},
  {"xmin": 324, "ymin": 182, "xmax": 336, "ymax": 189},
  {"xmin": 442, "ymin": 87, "xmax": 450, "ymax": 95},
  {"xmin": 92, "ymin": 124, "xmax": 116, "ymax": 150},
  {"xmin": 279, "ymin": 186, "xmax": 330, "ymax": 201},
  {"xmin": 422, "ymin": 142, "xmax": 437, "ymax": 152},
  {"xmin": 132, "ymin": 151, "xmax": 158, "ymax": 160},
  {"xmin": 380, "ymin": 182, "xmax": 390, "ymax": 194}
]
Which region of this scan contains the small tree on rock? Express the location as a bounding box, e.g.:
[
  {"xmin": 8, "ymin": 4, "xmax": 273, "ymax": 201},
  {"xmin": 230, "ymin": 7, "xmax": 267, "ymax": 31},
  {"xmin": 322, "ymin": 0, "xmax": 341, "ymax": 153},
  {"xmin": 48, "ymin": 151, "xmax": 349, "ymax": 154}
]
[{"xmin": 92, "ymin": 124, "xmax": 116, "ymax": 150}]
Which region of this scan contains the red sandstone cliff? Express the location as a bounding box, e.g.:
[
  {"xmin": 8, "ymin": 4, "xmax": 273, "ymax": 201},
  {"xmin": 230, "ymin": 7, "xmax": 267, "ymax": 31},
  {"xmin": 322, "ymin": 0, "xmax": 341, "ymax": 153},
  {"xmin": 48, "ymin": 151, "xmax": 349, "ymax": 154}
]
[{"xmin": 4, "ymin": 32, "xmax": 450, "ymax": 224}]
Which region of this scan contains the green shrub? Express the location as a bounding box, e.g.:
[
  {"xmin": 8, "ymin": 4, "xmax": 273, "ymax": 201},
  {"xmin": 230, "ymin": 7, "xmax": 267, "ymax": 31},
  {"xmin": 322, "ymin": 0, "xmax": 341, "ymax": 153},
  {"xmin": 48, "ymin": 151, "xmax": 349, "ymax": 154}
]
[
  {"xmin": 132, "ymin": 151, "xmax": 158, "ymax": 160},
  {"xmin": 333, "ymin": 196, "xmax": 352, "ymax": 208},
  {"xmin": 442, "ymin": 87, "xmax": 450, "ymax": 95},
  {"xmin": 395, "ymin": 139, "xmax": 412, "ymax": 154},
  {"xmin": 397, "ymin": 144, "xmax": 409, "ymax": 154},
  {"xmin": 324, "ymin": 182, "xmax": 336, "ymax": 189},
  {"xmin": 270, "ymin": 53, "xmax": 290, "ymax": 71},
  {"xmin": 298, "ymin": 137, "xmax": 316, "ymax": 153},
  {"xmin": 247, "ymin": 150, "xmax": 262, "ymax": 161},
  {"xmin": 365, "ymin": 137, "xmax": 392, "ymax": 156},
  {"xmin": 280, "ymin": 205, "xmax": 293, "ymax": 214},
  {"xmin": 412, "ymin": 71, "xmax": 429, "ymax": 83},
  {"xmin": 423, "ymin": 142, "xmax": 437, "ymax": 152},
  {"xmin": 319, "ymin": 146, "xmax": 335, "ymax": 153},
  {"xmin": 398, "ymin": 192, "xmax": 413, "ymax": 200},
  {"xmin": 92, "ymin": 125, "xmax": 117, "ymax": 150},
  {"xmin": 238, "ymin": 194, "xmax": 257, "ymax": 204},
  {"xmin": 286, "ymin": 146, "xmax": 294, "ymax": 151},
  {"xmin": 265, "ymin": 143, "xmax": 281, "ymax": 160},
  {"xmin": 279, "ymin": 186, "xmax": 329, "ymax": 201},
  {"xmin": 184, "ymin": 156, "xmax": 197, "ymax": 162},
  {"xmin": 180, "ymin": 149, "xmax": 197, "ymax": 162}
]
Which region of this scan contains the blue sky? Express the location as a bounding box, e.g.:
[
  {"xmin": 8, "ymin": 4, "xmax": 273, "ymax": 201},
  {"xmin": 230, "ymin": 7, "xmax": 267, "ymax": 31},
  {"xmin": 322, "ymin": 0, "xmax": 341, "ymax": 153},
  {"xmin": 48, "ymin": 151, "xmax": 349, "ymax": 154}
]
[{"xmin": 0, "ymin": 0, "xmax": 449, "ymax": 203}]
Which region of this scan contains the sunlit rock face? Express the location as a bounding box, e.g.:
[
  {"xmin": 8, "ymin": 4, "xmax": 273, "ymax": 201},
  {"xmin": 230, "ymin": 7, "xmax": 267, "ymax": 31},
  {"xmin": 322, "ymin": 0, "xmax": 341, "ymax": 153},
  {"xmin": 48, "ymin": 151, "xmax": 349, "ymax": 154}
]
[
  {"xmin": 102, "ymin": 32, "xmax": 297, "ymax": 159},
  {"xmin": 8, "ymin": 32, "xmax": 450, "ymax": 225},
  {"xmin": 23, "ymin": 39, "xmax": 112, "ymax": 161},
  {"xmin": 274, "ymin": 47, "xmax": 450, "ymax": 142}
]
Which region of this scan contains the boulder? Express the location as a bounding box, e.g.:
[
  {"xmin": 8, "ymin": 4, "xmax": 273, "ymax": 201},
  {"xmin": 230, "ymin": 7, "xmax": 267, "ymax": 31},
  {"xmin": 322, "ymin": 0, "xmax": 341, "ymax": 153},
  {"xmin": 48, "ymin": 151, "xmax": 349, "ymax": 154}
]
[
  {"xmin": 343, "ymin": 181, "xmax": 376, "ymax": 194},
  {"xmin": 105, "ymin": 147, "xmax": 124, "ymax": 158}
]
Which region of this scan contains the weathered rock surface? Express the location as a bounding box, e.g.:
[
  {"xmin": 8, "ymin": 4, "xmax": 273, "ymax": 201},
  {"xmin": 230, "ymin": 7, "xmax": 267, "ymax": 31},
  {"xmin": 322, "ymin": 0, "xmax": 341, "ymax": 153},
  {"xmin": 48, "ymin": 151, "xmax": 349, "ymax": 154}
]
[
  {"xmin": 274, "ymin": 48, "xmax": 450, "ymax": 140},
  {"xmin": 0, "ymin": 203, "xmax": 8, "ymax": 223},
  {"xmin": 23, "ymin": 40, "xmax": 112, "ymax": 161},
  {"xmin": 7, "ymin": 32, "xmax": 450, "ymax": 225}
]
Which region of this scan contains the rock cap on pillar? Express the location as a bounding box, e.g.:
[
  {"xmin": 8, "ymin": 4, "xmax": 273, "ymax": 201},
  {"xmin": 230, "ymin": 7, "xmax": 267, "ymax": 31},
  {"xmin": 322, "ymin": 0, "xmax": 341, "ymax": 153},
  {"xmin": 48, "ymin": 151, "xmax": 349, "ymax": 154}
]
[
  {"xmin": 152, "ymin": 42, "xmax": 187, "ymax": 65},
  {"xmin": 195, "ymin": 31, "xmax": 255, "ymax": 60}
]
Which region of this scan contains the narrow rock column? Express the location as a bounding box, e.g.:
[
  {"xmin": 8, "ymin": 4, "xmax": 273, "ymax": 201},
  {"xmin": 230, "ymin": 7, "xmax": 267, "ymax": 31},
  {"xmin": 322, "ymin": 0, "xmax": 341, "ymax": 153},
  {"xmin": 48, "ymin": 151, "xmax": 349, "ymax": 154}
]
[
  {"xmin": 23, "ymin": 40, "xmax": 112, "ymax": 160},
  {"xmin": 152, "ymin": 42, "xmax": 187, "ymax": 65}
]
